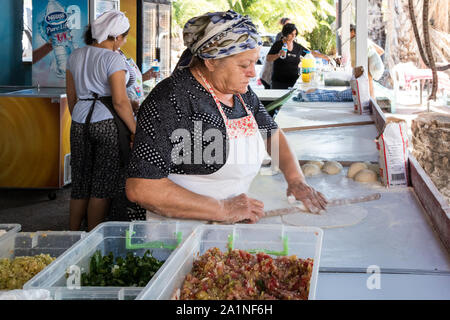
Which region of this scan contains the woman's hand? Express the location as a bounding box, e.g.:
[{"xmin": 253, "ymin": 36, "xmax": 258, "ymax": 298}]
[
  {"xmin": 323, "ymin": 55, "xmax": 332, "ymax": 63},
  {"xmin": 142, "ymin": 69, "xmax": 160, "ymax": 82},
  {"xmin": 219, "ymin": 194, "xmax": 264, "ymax": 224},
  {"xmin": 131, "ymin": 99, "xmax": 140, "ymax": 115},
  {"xmin": 286, "ymin": 180, "xmax": 328, "ymax": 214}
]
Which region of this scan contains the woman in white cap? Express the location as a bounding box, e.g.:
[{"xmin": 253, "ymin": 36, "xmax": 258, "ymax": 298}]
[
  {"xmin": 126, "ymin": 10, "xmax": 328, "ymax": 223},
  {"xmin": 66, "ymin": 10, "xmax": 136, "ymax": 231}
]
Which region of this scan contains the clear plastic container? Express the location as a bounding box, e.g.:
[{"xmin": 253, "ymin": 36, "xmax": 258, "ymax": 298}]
[
  {"xmin": 137, "ymin": 224, "xmax": 323, "ymax": 300},
  {"xmin": 24, "ymin": 221, "xmax": 199, "ymax": 300},
  {"xmin": 0, "ymin": 230, "xmax": 85, "ymax": 291},
  {"xmin": 0, "ymin": 224, "xmax": 21, "ymax": 244},
  {"xmin": 0, "ymin": 231, "xmax": 85, "ymax": 260}
]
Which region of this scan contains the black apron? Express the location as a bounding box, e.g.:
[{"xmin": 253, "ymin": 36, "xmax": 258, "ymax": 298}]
[
  {"xmin": 80, "ymin": 93, "xmax": 132, "ymax": 168},
  {"xmin": 78, "ymin": 94, "xmax": 146, "ymax": 221}
]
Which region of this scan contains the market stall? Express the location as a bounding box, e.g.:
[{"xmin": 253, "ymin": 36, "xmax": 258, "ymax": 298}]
[{"xmin": 1, "ymin": 0, "xmax": 449, "ymax": 302}]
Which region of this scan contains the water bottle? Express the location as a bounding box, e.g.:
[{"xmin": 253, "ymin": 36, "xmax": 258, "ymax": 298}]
[
  {"xmin": 41, "ymin": 0, "xmax": 74, "ymax": 78},
  {"xmin": 301, "ymin": 51, "xmax": 316, "ymax": 83},
  {"xmin": 151, "ymin": 59, "xmax": 161, "ymax": 84},
  {"xmin": 280, "ymin": 43, "xmax": 288, "ymax": 60}
]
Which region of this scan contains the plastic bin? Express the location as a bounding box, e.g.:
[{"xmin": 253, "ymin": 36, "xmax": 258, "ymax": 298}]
[
  {"xmin": 0, "ymin": 224, "xmax": 21, "ymax": 244},
  {"xmin": 0, "ymin": 231, "xmax": 85, "ymax": 260},
  {"xmin": 137, "ymin": 224, "xmax": 323, "ymax": 300},
  {"xmin": 0, "ymin": 230, "xmax": 85, "ymax": 291},
  {"xmin": 24, "ymin": 221, "xmax": 199, "ymax": 300}
]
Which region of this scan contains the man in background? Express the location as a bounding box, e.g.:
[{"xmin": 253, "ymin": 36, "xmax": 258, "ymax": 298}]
[{"xmin": 350, "ymin": 24, "xmax": 385, "ymax": 98}]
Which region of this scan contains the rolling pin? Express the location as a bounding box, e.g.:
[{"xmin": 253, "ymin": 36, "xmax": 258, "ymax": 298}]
[{"xmin": 264, "ymin": 192, "xmax": 381, "ymax": 218}]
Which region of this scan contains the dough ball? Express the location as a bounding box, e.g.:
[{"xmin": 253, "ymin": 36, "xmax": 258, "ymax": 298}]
[
  {"xmin": 306, "ymin": 160, "xmax": 324, "ymax": 169},
  {"xmin": 347, "ymin": 162, "xmax": 368, "ymax": 179},
  {"xmin": 322, "ymin": 161, "xmax": 343, "ymax": 175},
  {"xmin": 365, "ymin": 161, "xmax": 380, "ymax": 176},
  {"xmin": 354, "ymin": 169, "xmax": 378, "ymax": 183},
  {"xmin": 301, "ymin": 163, "xmax": 321, "ymax": 177}
]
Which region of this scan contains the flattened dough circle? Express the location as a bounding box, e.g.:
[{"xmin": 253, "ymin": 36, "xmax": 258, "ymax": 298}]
[{"xmin": 281, "ymin": 205, "xmax": 368, "ymax": 229}]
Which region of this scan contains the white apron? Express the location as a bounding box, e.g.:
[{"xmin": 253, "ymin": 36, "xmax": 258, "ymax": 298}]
[{"xmin": 168, "ymin": 70, "xmax": 266, "ymax": 200}]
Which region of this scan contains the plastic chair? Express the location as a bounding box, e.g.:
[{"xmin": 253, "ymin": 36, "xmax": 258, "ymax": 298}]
[
  {"xmin": 391, "ymin": 62, "xmax": 450, "ymax": 106},
  {"xmin": 391, "ymin": 62, "xmax": 421, "ymax": 102}
]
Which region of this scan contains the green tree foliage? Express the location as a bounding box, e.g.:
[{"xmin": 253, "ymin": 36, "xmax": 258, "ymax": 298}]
[
  {"xmin": 172, "ymin": 0, "xmax": 336, "ymax": 53},
  {"xmin": 172, "ymin": 0, "xmax": 227, "ymax": 30},
  {"xmin": 304, "ymin": 0, "xmax": 337, "ymax": 55}
]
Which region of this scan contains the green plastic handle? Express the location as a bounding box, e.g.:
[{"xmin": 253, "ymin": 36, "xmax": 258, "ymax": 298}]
[
  {"xmin": 125, "ymin": 229, "xmax": 182, "ymax": 250},
  {"xmin": 248, "ymin": 236, "xmax": 289, "ymax": 256},
  {"xmin": 227, "ymin": 233, "xmax": 289, "ymax": 256}
]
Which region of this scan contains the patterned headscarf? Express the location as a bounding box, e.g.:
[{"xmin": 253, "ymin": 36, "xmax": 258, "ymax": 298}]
[{"xmin": 180, "ymin": 10, "xmax": 262, "ymax": 66}]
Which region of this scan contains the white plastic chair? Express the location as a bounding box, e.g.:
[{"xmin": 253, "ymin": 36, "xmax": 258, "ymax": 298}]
[{"xmin": 391, "ymin": 62, "xmax": 422, "ymax": 105}]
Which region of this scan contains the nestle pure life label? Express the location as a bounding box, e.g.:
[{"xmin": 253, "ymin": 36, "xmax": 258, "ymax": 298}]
[{"xmin": 32, "ymin": 0, "xmax": 88, "ymax": 87}]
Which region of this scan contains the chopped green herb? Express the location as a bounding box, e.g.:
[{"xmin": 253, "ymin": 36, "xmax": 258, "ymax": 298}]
[{"xmin": 80, "ymin": 250, "xmax": 165, "ymax": 287}]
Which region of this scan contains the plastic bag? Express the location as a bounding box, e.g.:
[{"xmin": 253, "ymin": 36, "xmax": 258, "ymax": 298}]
[
  {"xmin": 376, "ymin": 118, "xmax": 409, "ymax": 187},
  {"xmin": 350, "ymin": 66, "xmax": 371, "ymax": 115},
  {"xmin": 368, "ymin": 44, "xmax": 384, "ymax": 81}
]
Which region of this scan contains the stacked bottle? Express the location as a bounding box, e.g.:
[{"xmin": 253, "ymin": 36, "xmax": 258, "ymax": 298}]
[{"xmin": 301, "ymin": 51, "xmax": 316, "ymax": 83}]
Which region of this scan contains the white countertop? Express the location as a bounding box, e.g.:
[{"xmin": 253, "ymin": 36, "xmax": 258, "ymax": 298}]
[
  {"xmin": 275, "ymin": 101, "xmax": 373, "ymax": 129},
  {"xmin": 283, "ymin": 125, "xmax": 380, "ymax": 162},
  {"xmin": 248, "ymin": 169, "xmax": 450, "ymax": 272},
  {"xmin": 145, "ymin": 97, "xmax": 450, "ymax": 299},
  {"xmin": 316, "ymin": 272, "xmax": 450, "ymax": 300}
]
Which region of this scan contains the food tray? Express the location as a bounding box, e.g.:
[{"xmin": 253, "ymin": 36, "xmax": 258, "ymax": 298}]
[
  {"xmin": 0, "ymin": 224, "xmax": 21, "ymax": 243},
  {"xmin": 24, "ymin": 221, "xmax": 199, "ymax": 300},
  {"xmin": 137, "ymin": 224, "xmax": 323, "ymax": 300},
  {"xmin": 0, "ymin": 231, "xmax": 85, "ymax": 260},
  {"xmin": 0, "ymin": 230, "xmax": 85, "ymax": 291}
]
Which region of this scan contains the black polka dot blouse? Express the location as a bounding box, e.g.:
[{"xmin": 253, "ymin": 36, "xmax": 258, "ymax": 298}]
[{"xmin": 127, "ymin": 68, "xmax": 278, "ymax": 179}]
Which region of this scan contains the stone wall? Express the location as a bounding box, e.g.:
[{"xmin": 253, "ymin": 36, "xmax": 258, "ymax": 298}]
[{"xmin": 411, "ymin": 113, "xmax": 450, "ymax": 204}]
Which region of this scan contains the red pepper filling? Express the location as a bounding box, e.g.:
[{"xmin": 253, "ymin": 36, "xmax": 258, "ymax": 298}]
[{"xmin": 179, "ymin": 248, "xmax": 314, "ymax": 300}]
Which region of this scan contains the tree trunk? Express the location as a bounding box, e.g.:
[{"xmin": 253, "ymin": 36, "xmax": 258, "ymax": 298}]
[
  {"xmin": 384, "ymin": 0, "xmax": 450, "ymax": 87},
  {"xmin": 422, "ymin": 0, "xmax": 438, "ymax": 100}
]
